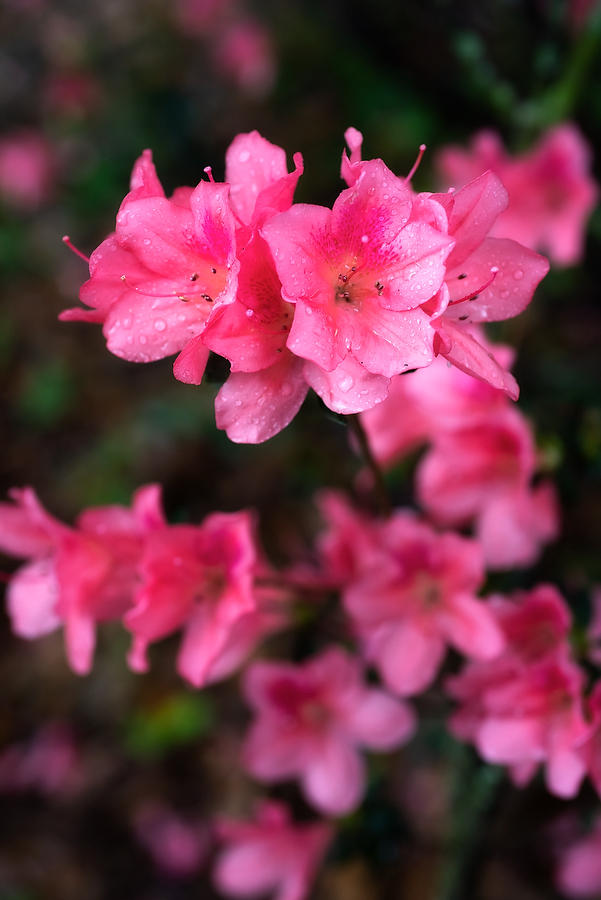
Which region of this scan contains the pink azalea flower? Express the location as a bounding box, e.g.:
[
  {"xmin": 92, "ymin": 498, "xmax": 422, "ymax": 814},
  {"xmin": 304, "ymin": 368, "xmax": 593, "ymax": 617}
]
[
  {"xmin": 262, "ymin": 157, "xmax": 454, "ymax": 414},
  {"xmin": 341, "ymin": 510, "xmax": 503, "ymax": 696},
  {"xmin": 214, "ymin": 800, "xmax": 333, "ymax": 900},
  {"xmin": 242, "ymin": 646, "xmax": 415, "ymax": 814},
  {"xmin": 340, "ymin": 129, "xmax": 548, "ymax": 396},
  {"xmin": 556, "ymin": 817, "xmax": 601, "ymax": 898},
  {"xmin": 417, "ymin": 407, "xmax": 558, "ymax": 569},
  {"xmin": 0, "ymin": 130, "xmax": 55, "ymax": 210},
  {"xmin": 133, "ymin": 803, "xmax": 209, "ymax": 877},
  {"xmin": 60, "ymin": 149, "xmax": 239, "ymax": 384},
  {"xmin": 429, "ymin": 171, "xmax": 549, "ymax": 394},
  {"xmin": 447, "ymin": 586, "xmax": 590, "ymax": 798},
  {"xmin": 203, "ymin": 132, "xmax": 308, "ymax": 442},
  {"xmin": 437, "ymin": 125, "xmax": 598, "ymax": 266},
  {"xmin": 125, "ymin": 509, "xmax": 285, "ymax": 687},
  {"xmin": 0, "ymin": 485, "xmax": 165, "ymax": 675}
]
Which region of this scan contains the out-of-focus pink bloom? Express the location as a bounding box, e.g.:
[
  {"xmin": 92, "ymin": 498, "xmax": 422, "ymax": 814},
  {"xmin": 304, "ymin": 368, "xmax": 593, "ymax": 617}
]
[
  {"xmin": 580, "ymin": 682, "xmax": 601, "ymax": 798},
  {"xmin": 360, "ymin": 333, "xmax": 512, "ymax": 468},
  {"xmin": 0, "ymin": 485, "xmax": 165, "ymax": 675},
  {"xmin": 214, "ymin": 800, "xmax": 333, "ymax": 900},
  {"xmin": 263, "ymin": 157, "xmax": 453, "ymax": 414},
  {"xmin": 360, "ymin": 329, "xmax": 559, "ymax": 569},
  {"xmin": 556, "ymin": 817, "xmax": 601, "ymax": 898},
  {"xmin": 133, "ymin": 803, "xmax": 209, "ymax": 877},
  {"xmin": 447, "ymin": 586, "xmax": 590, "ymax": 798},
  {"xmin": 0, "ymin": 131, "xmax": 55, "ymax": 210},
  {"xmin": 338, "ymin": 509, "xmax": 503, "ymax": 695},
  {"xmin": 242, "ymin": 646, "xmax": 415, "ymax": 815},
  {"xmin": 0, "ymin": 723, "xmax": 81, "ymax": 796},
  {"xmin": 314, "ymin": 490, "xmax": 386, "ymax": 588},
  {"xmin": 204, "ymin": 132, "xmax": 308, "ymax": 442},
  {"xmin": 44, "ymin": 71, "xmax": 102, "ymax": 117},
  {"xmin": 213, "ymin": 21, "xmax": 277, "ymax": 97},
  {"xmin": 125, "ymin": 510, "xmax": 285, "ymax": 687},
  {"xmin": 437, "ymin": 125, "xmax": 598, "ymax": 266},
  {"xmin": 60, "ymin": 150, "xmax": 239, "ymax": 385},
  {"xmin": 417, "ymin": 407, "xmax": 559, "ymax": 569},
  {"xmin": 175, "ymin": 0, "xmax": 231, "ymax": 34}
]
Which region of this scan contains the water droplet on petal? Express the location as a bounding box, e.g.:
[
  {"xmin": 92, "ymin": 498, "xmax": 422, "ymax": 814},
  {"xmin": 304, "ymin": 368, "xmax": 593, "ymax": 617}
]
[
  {"xmin": 154, "ymin": 319, "xmax": 166, "ymax": 331},
  {"xmin": 339, "ymin": 373, "xmax": 354, "ymax": 393},
  {"xmin": 245, "ymin": 308, "xmax": 254, "ymax": 317},
  {"xmin": 361, "ymin": 234, "xmax": 369, "ymax": 244},
  {"xmin": 239, "ymin": 150, "xmax": 251, "ymax": 163},
  {"xmin": 513, "ymin": 269, "xmax": 524, "ymax": 280}
]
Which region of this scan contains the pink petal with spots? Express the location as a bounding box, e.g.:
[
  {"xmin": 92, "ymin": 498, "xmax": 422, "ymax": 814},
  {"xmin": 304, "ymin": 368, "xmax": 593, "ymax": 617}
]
[
  {"xmin": 445, "ymin": 237, "xmax": 549, "ymax": 322},
  {"xmin": 303, "ymin": 355, "xmax": 390, "ymax": 414},
  {"xmin": 215, "ymin": 355, "xmax": 308, "ymax": 443}
]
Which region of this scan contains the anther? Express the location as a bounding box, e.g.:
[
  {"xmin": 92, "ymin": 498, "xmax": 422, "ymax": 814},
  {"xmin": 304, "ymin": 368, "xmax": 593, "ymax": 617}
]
[
  {"xmin": 457, "ymin": 273, "xmax": 467, "ymax": 280},
  {"xmin": 204, "ymin": 166, "xmax": 215, "ymax": 183},
  {"xmin": 210, "ymin": 267, "xmax": 217, "ymax": 274},
  {"xmin": 190, "ymin": 273, "xmax": 199, "ymax": 281}
]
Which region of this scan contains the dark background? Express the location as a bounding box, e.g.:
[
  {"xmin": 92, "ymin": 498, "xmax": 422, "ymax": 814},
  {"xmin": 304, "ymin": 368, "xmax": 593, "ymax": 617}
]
[{"xmin": 1, "ymin": 1, "xmax": 600, "ymax": 897}]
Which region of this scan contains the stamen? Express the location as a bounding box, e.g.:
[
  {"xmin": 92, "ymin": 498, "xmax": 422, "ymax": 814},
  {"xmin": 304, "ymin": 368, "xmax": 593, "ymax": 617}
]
[
  {"xmin": 62, "ymin": 235, "xmax": 90, "ymax": 264},
  {"xmin": 405, "ymin": 144, "xmax": 426, "ymax": 182},
  {"xmin": 119, "ymin": 274, "xmax": 214, "ymax": 300},
  {"xmin": 448, "ymin": 266, "xmax": 500, "ymax": 307},
  {"xmin": 204, "ymin": 166, "xmax": 215, "ymax": 183}
]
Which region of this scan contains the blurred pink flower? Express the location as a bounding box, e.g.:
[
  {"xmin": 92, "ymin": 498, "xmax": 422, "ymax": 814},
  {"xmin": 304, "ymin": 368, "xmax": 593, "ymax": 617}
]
[
  {"xmin": 0, "ymin": 723, "xmax": 81, "ymax": 796},
  {"xmin": 125, "ymin": 509, "xmax": 285, "ymax": 687},
  {"xmin": 556, "ymin": 817, "xmax": 601, "ymax": 897},
  {"xmin": 342, "ymin": 510, "xmax": 504, "ymax": 696},
  {"xmin": 437, "ymin": 125, "xmax": 598, "ymax": 266},
  {"xmin": 0, "ymin": 484, "xmax": 165, "ymax": 674},
  {"xmin": 214, "ymin": 800, "xmax": 333, "ymax": 900},
  {"xmin": 242, "ymin": 646, "xmax": 415, "ymax": 814},
  {"xmin": 447, "ymin": 586, "xmax": 590, "ymax": 798},
  {"xmin": 0, "ymin": 130, "xmax": 55, "ymax": 210},
  {"xmin": 133, "ymin": 803, "xmax": 209, "ymax": 877},
  {"xmin": 213, "ymin": 21, "xmax": 277, "ymax": 97}
]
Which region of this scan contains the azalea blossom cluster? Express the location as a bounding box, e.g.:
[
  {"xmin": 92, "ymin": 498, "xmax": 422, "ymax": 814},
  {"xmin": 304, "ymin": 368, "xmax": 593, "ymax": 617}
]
[
  {"xmin": 3, "ymin": 122, "xmax": 600, "ymax": 899},
  {"xmin": 360, "ymin": 333, "xmax": 559, "ymax": 569},
  {"xmin": 61, "ymin": 128, "xmax": 551, "ymax": 443},
  {"xmin": 0, "ymin": 484, "xmax": 285, "ymax": 686}
]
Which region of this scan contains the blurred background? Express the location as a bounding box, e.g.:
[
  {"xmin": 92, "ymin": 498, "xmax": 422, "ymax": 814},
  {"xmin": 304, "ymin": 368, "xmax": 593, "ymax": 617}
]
[{"xmin": 1, "ymin": 0, "xmax": 601, "ymax": 897}]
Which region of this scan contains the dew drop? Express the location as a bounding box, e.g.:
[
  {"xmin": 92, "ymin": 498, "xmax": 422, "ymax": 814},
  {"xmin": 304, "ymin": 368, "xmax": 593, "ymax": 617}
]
[
  {"xmin": 154, "ymin": 318, "xmax": 167, "ymax": 331},
  {"xmin": 500, "ymin": 289, "xmax": 510, "ymax": 299},
  {"xmin": 239, "ymin": 150, "xmax": 251, "ymax": 163},
  {"xmin": 339, "ymin": 374, "xmax": 354, "ymax": 392},
  {"xmin": 361, "ymin": 234, "xmax": 369, "ymax": 244},
  {"xmin": 245, "ymin": 308, "xmax": 254, "ymax": 317},
  {"xmin": 513, "ymin": 269, "xmax": 524, "ymax": 280},
  {"xmin": 143, "ymin": 238, "xmax": 151, "ymax": 246}
]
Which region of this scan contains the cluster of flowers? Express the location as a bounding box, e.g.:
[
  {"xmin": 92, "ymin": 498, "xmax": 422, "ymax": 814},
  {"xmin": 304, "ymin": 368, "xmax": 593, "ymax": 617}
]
[
  {"xmin": 3, "ymin": 480, "xmax": 601, "ymax": 896},
  {"xmin": 61, "ymin": 128, "xmax": 553, "ymax": 443},
  {"xmin": 0, "ymin": 484, "xmax": 284, "ymax": 685},
  {"xmin": 360, "ymin": 332, "xmax": 559, "ymax": 569}
]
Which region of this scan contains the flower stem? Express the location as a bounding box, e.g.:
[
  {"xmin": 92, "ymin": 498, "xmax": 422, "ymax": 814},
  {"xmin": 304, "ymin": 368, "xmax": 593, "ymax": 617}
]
[{"xmin": 346, "ymin": 413, "xmax": 392, "ymax": 517}]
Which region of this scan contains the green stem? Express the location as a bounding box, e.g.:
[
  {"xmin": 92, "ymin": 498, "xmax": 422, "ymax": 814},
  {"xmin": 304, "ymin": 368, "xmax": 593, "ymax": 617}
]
[
  {"xmin": 436, "ymin": 762, "xmax": 504, "ymax": 900},
  {"xmin": 346, "ymin": 413, "xmax": 392, "ymax": 517}
]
